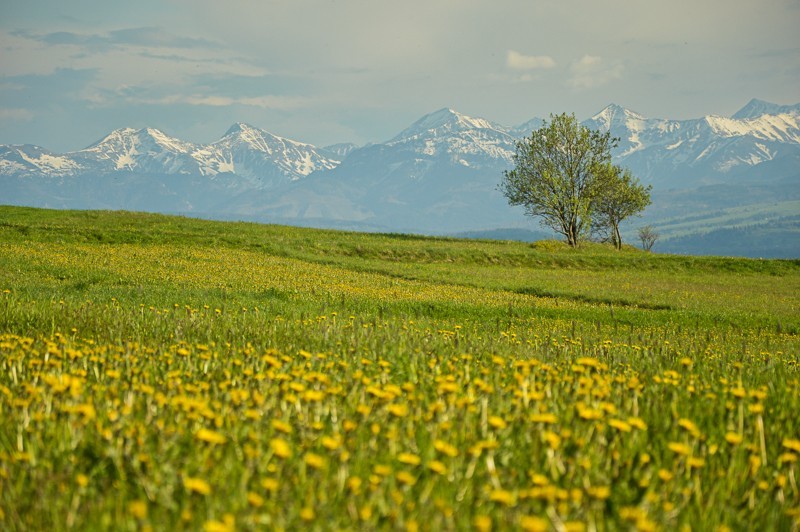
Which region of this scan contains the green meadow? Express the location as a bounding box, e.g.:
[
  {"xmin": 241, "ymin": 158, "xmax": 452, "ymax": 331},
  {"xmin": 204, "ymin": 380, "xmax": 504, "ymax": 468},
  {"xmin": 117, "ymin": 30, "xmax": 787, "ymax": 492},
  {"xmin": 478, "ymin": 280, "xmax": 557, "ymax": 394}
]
[{"xmin": 1, "ymin": 206, "xmax": 798, "ymax": 531}]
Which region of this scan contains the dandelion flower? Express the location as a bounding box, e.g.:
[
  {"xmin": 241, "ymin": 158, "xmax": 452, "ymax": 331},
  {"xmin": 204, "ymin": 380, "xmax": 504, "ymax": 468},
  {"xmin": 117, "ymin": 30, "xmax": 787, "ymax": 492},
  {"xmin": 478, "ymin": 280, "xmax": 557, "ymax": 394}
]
[{"xmin": 184, "ymin": 477, "xmax": 212, "ymax": 495}]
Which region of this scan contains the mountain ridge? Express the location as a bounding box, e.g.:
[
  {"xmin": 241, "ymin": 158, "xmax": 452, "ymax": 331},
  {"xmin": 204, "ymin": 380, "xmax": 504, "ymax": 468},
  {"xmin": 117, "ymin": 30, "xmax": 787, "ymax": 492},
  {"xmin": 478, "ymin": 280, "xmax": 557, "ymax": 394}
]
[{"xmin": 1, "ymin": 99, "xmax": 798, "ymax": 257}]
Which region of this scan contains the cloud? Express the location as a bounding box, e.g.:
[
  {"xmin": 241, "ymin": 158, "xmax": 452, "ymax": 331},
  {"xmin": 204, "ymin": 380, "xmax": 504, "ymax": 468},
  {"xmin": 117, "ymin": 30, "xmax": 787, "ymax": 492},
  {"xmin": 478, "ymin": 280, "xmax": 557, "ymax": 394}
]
[
  {"xmin": 506, "ymin": 50, "xmax": 556, "ymax": 70},
  {"xmin": 123, "ymin": 93, "xmax": 313, "ymax": 110},
  {"xmin": 568, "ymin": 55, "xmax": 624, "ymax": 89},
  {"xmin": 20, "ymin": 27, "xmax": 220, "ymax": 51},
  {"xmin": 0, "ymin": 108, "xmax": 33, "ymax": 121}
]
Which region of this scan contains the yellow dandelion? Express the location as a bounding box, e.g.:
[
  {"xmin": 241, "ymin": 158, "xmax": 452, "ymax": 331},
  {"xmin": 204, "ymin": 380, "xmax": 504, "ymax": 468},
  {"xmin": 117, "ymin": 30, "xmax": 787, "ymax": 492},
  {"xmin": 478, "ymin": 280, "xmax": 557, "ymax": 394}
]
[
  {"xmin": 520, "ymin": 516, "xmax": 549, "ymax": 532},
  {"xmin": 247, "ymin": 491, "xmax": 264, "ymax": 507},
  {"xmin": 725, "ymin": 432, "xmax": 743, "ymax": 445},
  {"xmin": 203, "ymin": 518, "xmax": 234, "ymax": 532},
  {"xmin": 129, "ymin": 500, "xmax": 148, "ymax": 520},
  {"xmin": 261, "ymin": 477, "xmax": 279, "ymax": 492},
  {"xmin": 433, "ymin": 439, "xmax": 459, "ymax": 457},
  {"xmin": 608, "ymin": 419, "xmax": 632, "ymax": 433},
  {"xmin": 271, "ymin": 419, "xmax": 293, "ymax": 434},
  {"xmin": 489, "ymin": 489, "xmax": 516, "ymax": 506},
  {"xmin": 300, "ymin": 507, "xmax": 315, "ymax": 521},
  {"xmin": 782, "ymin": 439, "xmax": 800, "ymax": 453},
  {"xmin": 677, "ymin": 418, "xmax": 700, "ymax": 437},
  {"xmin": 427, "ymin": 460, "xmax": 447, "ymax": 475},
  {"xmin": 397, "ymin": 452, "xmax": 421, "ymax": 466},
  {"xmin": 195, "ymin": 428, "xmax": 227, "ymax": 445},
  {"xmin": 183, "ymin": 477, "xmax": 212, "ymax": 495},
  {"xmin": 688, "ymin": 457, "xmax": 705, "ymax": 469},
  {"xmin": 488, "ymin": 416, "xmax": 507, "ymax": 430},
  {"xmin": 627, "ymin": 417, "xmax": 648, "ymax": 430},
  {"xmin": 270, "ymin": 437, "xmax": 292, "ymax": 459},
  {"xmin": 396, "ymin": 471, "xmax": 417, "ymax": 486},
  {"xmin": 321, "ymin": 435, "xmax": 341, "ymax": 450},
  {"xmin": 778, "ymin": 452, "xmax": 797, "ymax": 464},
  {"xmin": 587, "ymin": 486, "xmax": 610, "ymax": 500},
  {"xmin": 474, "ymin": 514, "xmax": 492, "ymax": 532},
  {"xmin": 304, "ymin": 452, "xmax": 326, "ymax": 470},
  {"xmin": 388, "ymin": 404, "xmax": 409, "ymax": 417},
  {"xmin": 529, "ymin": 413, "xmax": 558, "ymax": 424},
  {"xmin": 668, "ymin": 442, "xmax": 691, "ymax": 456}
]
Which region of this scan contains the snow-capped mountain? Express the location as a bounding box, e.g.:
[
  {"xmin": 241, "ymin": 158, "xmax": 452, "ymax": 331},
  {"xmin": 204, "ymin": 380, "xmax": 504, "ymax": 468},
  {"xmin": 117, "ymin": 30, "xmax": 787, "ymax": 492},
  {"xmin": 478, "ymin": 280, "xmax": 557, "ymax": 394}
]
[
  {"xmin": 1, "ymin": 99, "xmax": 798, "ymax": 256},
  {"xmin": 197, "ymin": 123, "xmax": 340, "ymax": 187},
  {"xmin": 0, "ymin": 124, "xmax": 340, "ymax": 186},
  {"xmin": 72, "ymin": 127, "xmax": 203, "ymax": 175},
  {"xmin": 583, "ymin": 102, "xmax": 800, "ymax": 187},
  {"xmin": 382, "ymin": 108, "xmax": 517, "ymax": 169}
]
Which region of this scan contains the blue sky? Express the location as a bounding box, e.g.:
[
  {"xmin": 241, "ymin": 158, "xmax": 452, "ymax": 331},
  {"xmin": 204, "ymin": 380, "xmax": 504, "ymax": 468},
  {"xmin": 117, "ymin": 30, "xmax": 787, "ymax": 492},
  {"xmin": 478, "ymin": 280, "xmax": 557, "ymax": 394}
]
[{"xmin": 1, "ymin": 0, "xmax": 798, "ymax": 152}]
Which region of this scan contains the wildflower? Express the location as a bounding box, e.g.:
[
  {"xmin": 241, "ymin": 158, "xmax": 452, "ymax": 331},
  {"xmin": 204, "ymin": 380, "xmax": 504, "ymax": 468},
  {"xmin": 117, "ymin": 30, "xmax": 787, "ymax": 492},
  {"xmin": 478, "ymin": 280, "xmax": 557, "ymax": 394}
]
[
  {"xmin": 520, "ymin": 516, "xmax": 549, "ymax": 532},
  {"xmin": 204, "ymin": 515, "xmax": 235, "ymax": 532},
  {"xmin": 658, "ymin": 469, "xmax": 674, "ymax": 482},
  {"xmin": 724, "ymin": 432, "xmax": 743, "ymax": 445},
  {"xmin": 321, "ymin": 435, "xmax": 341, "ymax": 450},
  {"xmin": 247, "ymin": 492, "xmax": 264, "ymax": 507},
  {"xmin": 668, "ymin": 442, "xmax": 691, "ymax": 456},
  {"xmin": 397, "ymin": 452, "xmax": 421, "ymax": 466},
  {"xmin": 608, "ymin": 419, "xmax": 632, "ymax": 432},
  {"xmin": 488, "ymin": 416, "xmax": 507, "ymax": 430},
  {"xmin": 396, "ymin": 471, "xmax": 416, "ymax": 486},
  {"xmin": 782, "ymin": 439, "xmax": 800, "ymax": 453},
  {"xmin": 270, "ymin": 438, "xmax": 292, "ymax": 459},
  {"xmin": 300, "ymin": 507, "xmax": 315, "ymax": 521},
  {"xmin": 489, "ymin": 489, "xmax": 516, "ymax": 506},
  {"xmin": 433, "ymin": 439, "xmax": 459, "ymax": 457},
  {"xmin": 129, "ymin": 500, "xmax": 148, "ymax": 519},
  {"xmin": 529, "ymin": 413, "xmax": 558, "ymax": 424},
  {"xmin": 587, "ymin": 486, "xmax": 610, "ymax": 500},
  {"xmin": 271, "ymin": 419, "xmax": 293, "ymax": 434},
  {"xmin": 195, "ymin": 428, "xmax": 226, "ymax": 445},
  {"xmin": 677, "ymin": 418, "xmax": 701, "ymax": 438},
  {"xmin": 261, "ymin": 477, "xmax": 279, "ymax": 492},
  {"xmin": 184, "ymin": 477, "xmax": 212, "ymax": 495},
  {"xmin": 627, "ymin": 417, "xmax": 648, "ymax": 430},
  {"xmin": 304, "ymin": 452, "xmax": 326, "ymax": 470},
  {"xmin": 427, "ymin": 461, "xmax": 447, "ymax": 475},
  {"xmin": 388, "ymin": 404, "xmax": 409, "ymax": 417},
  {"xmin": 474, "ymin": 515, "xmax": 492, "ymax": 532}
]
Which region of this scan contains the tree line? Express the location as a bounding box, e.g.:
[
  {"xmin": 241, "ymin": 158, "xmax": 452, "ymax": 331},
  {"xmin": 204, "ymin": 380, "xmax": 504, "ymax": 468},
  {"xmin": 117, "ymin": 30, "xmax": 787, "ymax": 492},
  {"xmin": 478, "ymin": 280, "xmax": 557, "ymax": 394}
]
[{"xmin": 500, "ymin": 113, "xmax": 654, "ymax": 250}]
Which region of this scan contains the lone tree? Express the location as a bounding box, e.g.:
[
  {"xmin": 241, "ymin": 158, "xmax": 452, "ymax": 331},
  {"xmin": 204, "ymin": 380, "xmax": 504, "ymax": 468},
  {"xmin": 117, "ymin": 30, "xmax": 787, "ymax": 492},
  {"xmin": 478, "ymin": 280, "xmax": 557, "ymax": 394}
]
[
  {"xmin": 638, "ymin": 225, "xmax": 659, "ymax": 251},
  {"xmin": 591, "ymin": 165, "xmax": 652, "ymax": 249},
  {"xmin": 499, "ymin": 113, "xmax": 617, "ymax": 247}
]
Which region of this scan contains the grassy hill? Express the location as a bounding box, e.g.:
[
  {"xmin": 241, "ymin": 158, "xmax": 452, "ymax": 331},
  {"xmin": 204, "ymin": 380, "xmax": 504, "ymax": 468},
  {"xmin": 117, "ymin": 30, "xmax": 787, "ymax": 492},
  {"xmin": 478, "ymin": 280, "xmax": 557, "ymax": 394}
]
[{"xmin": 1, "ymin": 206, "xmax": 799, "ymax": 530}]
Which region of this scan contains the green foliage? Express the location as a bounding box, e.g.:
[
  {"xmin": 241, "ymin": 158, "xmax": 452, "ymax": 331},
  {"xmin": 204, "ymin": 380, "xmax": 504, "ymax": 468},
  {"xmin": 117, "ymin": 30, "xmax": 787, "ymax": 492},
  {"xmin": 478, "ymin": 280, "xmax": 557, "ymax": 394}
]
[
  {"xmin": 592, "ymin": 165, "xmax": 652, "ymax": 249},
  {"xmin": 499, "ymin": 113, "xmax": 616, "ymax": 246}
]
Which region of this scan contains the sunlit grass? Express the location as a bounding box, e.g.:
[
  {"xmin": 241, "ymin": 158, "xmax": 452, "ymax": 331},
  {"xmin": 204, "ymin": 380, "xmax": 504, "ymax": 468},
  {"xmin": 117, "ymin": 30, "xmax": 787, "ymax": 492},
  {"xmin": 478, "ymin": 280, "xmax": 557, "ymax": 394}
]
[{"xmin": 0, "ymin": 206, "xmax": 798, "ymax": 530}]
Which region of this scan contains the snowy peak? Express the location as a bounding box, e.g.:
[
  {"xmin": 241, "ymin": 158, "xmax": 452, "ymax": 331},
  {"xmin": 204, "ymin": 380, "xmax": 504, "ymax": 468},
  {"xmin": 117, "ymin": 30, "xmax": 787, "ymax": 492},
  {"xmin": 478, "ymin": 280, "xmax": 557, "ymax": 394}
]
[
  {"xmin": 588, "ymin": 104, "xmax": 647, "ymax": 132},
  {"xmin": 203, "ymin": 123, "xmax": 340, "ymax": 182},
  {"xmin": 391, "ymin": 108, "xmax": 505, "ymax": 143},
  {"xmin": 732, "ymin": 99, "xmax": 800, "ymax": 120},
  {"xmin": 73, "ymin": 127, "xmax": 198, "ymax": 173}
]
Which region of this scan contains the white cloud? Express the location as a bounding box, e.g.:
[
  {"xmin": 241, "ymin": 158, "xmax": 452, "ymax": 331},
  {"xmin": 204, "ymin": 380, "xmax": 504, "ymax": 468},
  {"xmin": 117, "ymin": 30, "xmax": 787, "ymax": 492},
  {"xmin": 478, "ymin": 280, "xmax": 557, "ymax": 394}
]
[
  {"xmin": 568, "ymin": 55, "xmax": 624, "ymax": 89},
  {"xmin": 124, "ymin": 94, "xmax": 313, "ymax": 110},
  {"xmin": 506, "ymin": 50, "xmax": 556, "ymax": 70},
  {"xmin": 0, "ymin": 108, "xmax": 34, "ymax": 121}
]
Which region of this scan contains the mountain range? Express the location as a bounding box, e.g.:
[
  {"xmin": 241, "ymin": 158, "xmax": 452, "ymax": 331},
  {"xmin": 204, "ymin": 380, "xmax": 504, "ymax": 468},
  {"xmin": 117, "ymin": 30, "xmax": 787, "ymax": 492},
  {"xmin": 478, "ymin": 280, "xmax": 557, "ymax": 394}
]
[{"xmin": 1, "ymin": 98, "xmax": 798, "ymax": 257}]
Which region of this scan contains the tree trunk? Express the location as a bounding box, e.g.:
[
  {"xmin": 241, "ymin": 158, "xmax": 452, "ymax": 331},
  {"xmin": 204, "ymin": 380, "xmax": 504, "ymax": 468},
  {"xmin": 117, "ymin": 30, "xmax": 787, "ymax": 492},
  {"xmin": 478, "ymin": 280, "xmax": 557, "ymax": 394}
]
[{"xmin": 613, "ymin": 222, "xmax": 622, "ymax": 250}]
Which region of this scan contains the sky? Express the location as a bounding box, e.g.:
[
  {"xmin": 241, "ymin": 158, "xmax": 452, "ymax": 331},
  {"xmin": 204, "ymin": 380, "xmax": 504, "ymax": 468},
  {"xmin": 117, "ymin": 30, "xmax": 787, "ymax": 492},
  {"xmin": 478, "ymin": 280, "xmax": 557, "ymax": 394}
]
[{"xmin": 1, "ymin": 0, "xmax": 799, "ymax": 152}]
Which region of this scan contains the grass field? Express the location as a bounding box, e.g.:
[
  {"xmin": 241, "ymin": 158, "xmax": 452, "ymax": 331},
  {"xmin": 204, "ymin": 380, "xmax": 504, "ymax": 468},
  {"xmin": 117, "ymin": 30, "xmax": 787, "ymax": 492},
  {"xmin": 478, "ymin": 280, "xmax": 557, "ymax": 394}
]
[{"xmin": 1, "ymin": 206, "xmax": 799, "ymax": 530}]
